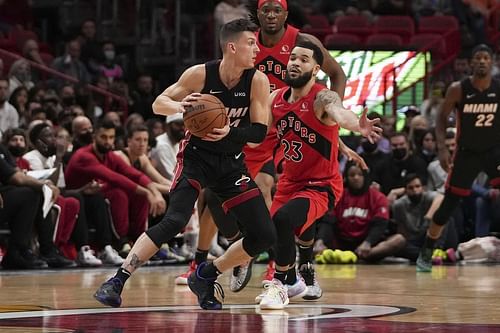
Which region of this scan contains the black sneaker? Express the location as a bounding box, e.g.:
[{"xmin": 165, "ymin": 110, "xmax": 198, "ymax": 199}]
[
  {"xmin": 2, "ymin": 249, "xmax": 48, "ymax": 269},
  {"xmin": 187, "ymin": 262, "xmax": 225, "ymax": 310},
  {"xmin": 94, "ymin": 277, "xmax": 123, "ymax": 307},
  {"xmin": 41, "ymin": 249, "xmax": 77, "ymax": 268}
]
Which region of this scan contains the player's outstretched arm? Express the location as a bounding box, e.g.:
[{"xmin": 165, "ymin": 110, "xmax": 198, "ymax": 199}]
[
  {"xmin": 152, "ymin": 64, "xmax": 205, "ymax": 116},
  {"xmin": 318, "ymin": 90, "xmax": 382, "ymax": 142},
  {"xmin": 436, "ymin": 82, "xmax": 461, "ymax": 172}
]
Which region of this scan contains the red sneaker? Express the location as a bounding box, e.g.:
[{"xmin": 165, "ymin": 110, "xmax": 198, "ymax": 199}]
[
  {"xmin": 175, "ymin": 260, "xmax": 197, "ymax": 285},
  {"xmin": 262, "ymin": 260, "xmax": 275, "ymax": 286}
]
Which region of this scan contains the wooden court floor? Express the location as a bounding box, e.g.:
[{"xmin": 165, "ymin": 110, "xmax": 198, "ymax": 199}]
[{"xmin": 0, "ymin": 263, "xmax": 499, "ymax": 332}]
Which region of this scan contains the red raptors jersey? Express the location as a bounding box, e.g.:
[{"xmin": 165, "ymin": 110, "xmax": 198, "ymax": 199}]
[
  {"xmin": 243, "ymin": 25, "xmax": 299, "ymax": 174},
  {"xmin": 333, "ymin": 188, "xmax": 389, "ymax": 240},
  {"xmin": 273, "ymin": 83, "xmax": 343, "ymax": 200},
  {"xmin": 255, "ymin": 24, "xmax": 299, "ymax": 91}
]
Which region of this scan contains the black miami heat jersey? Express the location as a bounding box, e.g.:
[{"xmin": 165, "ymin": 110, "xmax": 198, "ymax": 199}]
[
  {"xmin": 189, "ymin": 60, "xmax": 256, "ymax": 154},
  {"xmin": 457, "ymin": 77, "xmax": 500, "ymax": 152}
]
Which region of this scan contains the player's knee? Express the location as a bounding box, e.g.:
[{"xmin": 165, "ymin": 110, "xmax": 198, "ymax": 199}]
[
  {"xmin": 433, "ymin": 193, "xmax": 461, "ymax": 226},
  {"xmin": 146, "ymin": 208, "xmax": 192, "ymax": 247},
  {"xmin": 242, "ymin": 221, "xmax": 276, "ymax": 256}
]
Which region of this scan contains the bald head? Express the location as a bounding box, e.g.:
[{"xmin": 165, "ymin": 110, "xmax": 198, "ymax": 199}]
[{"xmin": 72, "ymin": 116, "xmax": 93, "ymax": 135}]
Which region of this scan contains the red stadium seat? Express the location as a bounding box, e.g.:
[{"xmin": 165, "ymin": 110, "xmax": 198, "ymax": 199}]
[
  {"xmin": 418, "ymin": 15, "xmax": 460, "ymax": 55},
  {"xmin": 365, "ymin": 33, "xmax": 403, "ymax": 48},
  {"xmin": 374, "ymin": 16, "xmax": 415, "ymax": 43},
  {"xmin": 303, "ymin": 14, "xmax": 332, "ymax": 42},
  {"xmin": 335, "ymin": 15, "xmax": 372, "ymax": 42},
  {"xmin": 409, "ymin": 33, "xmax": 447, "ymax": 61},
  {"xmin": 324, "ymin": 33, "xmax": 362, "ymax": 49}
]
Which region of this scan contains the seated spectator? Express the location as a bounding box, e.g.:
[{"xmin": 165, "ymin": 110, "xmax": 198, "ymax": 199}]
[
  {"xmin": 8, "ymin": 86, "xmax": 29, "ymax": 127},
  {"xmin": 358, "ymin": 136, "xmax": 390, "ymax": 185},
  {"xmin": 0, "ymin": 78, "xmax": 19, "ymax": 136},
  {"xmin": 151, "ymin": 113, "xmax": 185, "ymax": 180},
  {"xmin": 408, "ymin": 115, "xmax": 430, "ymax": 152},
  {"xmin": 0, "ymin": 148, "xmax": 55, "ymax": 269},
  {"xmin": 8, "ymin": 59, "xmax": 34, "ymax": 95},
  {"xmin": 64, "ymin": 119, "xmax": 166, "ymax": 246},
  {"xmin": 102, "ymin": 111, "xmax": 126, "ymax": 150},
  {"xmin": 99, "ymin": 41, "xmax": 124, "ymax": 83},
  {"xmin": 130, "ymin": 74, "xmax": 156, "ymax": 120},
  {"xmin": 77, "ymin": 19, "xmax": 102, "ymax": 77},
  {"xmin": 146, "ymin": 117, "xmax": 164, "ymax": 139},
  {"xmin": 415, "ymin": 129, "xmax": 437, "ymax": 166},
  {"xmin": 392, "ymin": 173, "xmax": 457, "ymax": 261},
  {"xmin": 315, "ymin": 162, "xmax": 403, "ymax": 261},
  {"xmin": 2, "ymin": 127, "xmax": 30, "ymax": 170},
  {"xmin": 51, "ymin": 39, "xmax": 91, "ymax": 88},
  {"xmin": 21, "ymin": 39, "xmax": 46, "ymax": 66},
  {"xmin": 427, "ymin": 129, "xmax": 456, "ymax": 193},
  {"xmin": 115, "ymin": 124, "xmax": 171, "ymax": 194},
  {"xmin": 420, "ymin": 81, "xmax": 445, "ymax": 127}
]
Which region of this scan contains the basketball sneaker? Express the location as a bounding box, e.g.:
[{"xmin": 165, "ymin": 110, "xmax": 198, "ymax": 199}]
[
  {"xmin": 77, "ymin": 245, "xmax": 102, "ymax": 267},
  {"xmin": 255, "ymin": 274, "xmax": 307, "ymax": 303},
  {"xmin": 230, "ymin": 258, "xmax": 254, "ymax": 292},
  {"xmin": 94, "ymin": 277, "xmax": 123, "ymax": 307},
  {"xmin": 299, "ymin": 262, "xmax": 323, "ymax": 300},
  {"xmin": 262, "ymin": 260, "xmax": 276, "ymax": 286},
  {"xmin": 187, "ymin": 262, "xmax": 225, "ymax": 310},
  {"xmin": 175, "ymin": 260, "xmax": 197, "ymax": 285},
  {"xmin": 416, "ymin": 247, "xmax": 433, "ymax": 272},
  {"xmin": 258, "ymin": 279, "xmax": 289, "ymax": 310},
  {"xmin": 99, "ymin": 245, "xmax": 124, "ymax": 265}
]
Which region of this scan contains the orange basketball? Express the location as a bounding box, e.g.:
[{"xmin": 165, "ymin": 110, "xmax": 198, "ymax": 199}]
[{"xmin": 183, "ymin": 94, "xmax": 228, "ymax": 137}]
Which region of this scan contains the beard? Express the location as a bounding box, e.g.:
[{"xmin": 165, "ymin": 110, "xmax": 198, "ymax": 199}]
[
  {"xmin": 96, "ymin": 142, "xmax": 113, "ymax": 154},
  {"xmin": 284, "ymin": 70, "xmax": 313, "ymax": 88}
]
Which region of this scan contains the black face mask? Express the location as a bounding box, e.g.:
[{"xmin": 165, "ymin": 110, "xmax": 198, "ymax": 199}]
[
  {"xmin": 361, "ymin": 140, "xmax": 377, "ymax": 154},
  {"xmin": 408, "ymin": 193, "xmax": 423, "ymax": 204},
  {"xmin": 8, "ymin": 145, "xmax": 26, "ymax": 157},
  {"xmin": 78, "ymin": 131, "xmax": 93, "ymax": 145},
  {"xmin": 413, "ymin": 129, "xmax": 427, "ymax": 147},
  {"xmin": 392, "ymin": 147, "xmax": 407, "ymax": 160}
]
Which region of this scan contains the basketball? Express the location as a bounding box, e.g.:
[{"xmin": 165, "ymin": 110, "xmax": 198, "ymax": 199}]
[{"xmin": 183, "ymin": 94, "xmax": 228, "ymax": 137}]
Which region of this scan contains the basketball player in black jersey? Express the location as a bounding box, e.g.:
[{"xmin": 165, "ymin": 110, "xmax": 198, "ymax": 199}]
[
  {"xmin": 94, "ymin": 18, "xmax": 276, "ymax": 310},
  {"xmin": 416, "ymin": 44, "xmax": 500, "ymax": 272}
]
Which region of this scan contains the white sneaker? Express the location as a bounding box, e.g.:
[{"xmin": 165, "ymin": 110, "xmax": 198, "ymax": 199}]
[
  {"xmin": 286, "ymin": 275, "xmax": 307, "ymax": 300},
  {"xmin": 99, "ymin": 245, "xmax": 125, "ymax": 265},
  {"xmin": 77, "ymin": 245, "xmax": 102, "ymax": 267},
  {"xmin": 299, "ymin": 263, "xmax": 322, "ymax": 300},
  {"xmin": 259, "ymin": 279, "xmax": 289, "ymax": 310},
  {"xmin": 230, "ymin": 259, "xmax": 254, "ymax": 292}
]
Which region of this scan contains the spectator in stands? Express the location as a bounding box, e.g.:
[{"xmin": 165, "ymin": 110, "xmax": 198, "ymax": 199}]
[
  {"xmin": 399, "ymin": 105, "xmax": 420, "ymax": 134},
  {"xmin": 124, "ymin": 113, "xmax": 144, "ymax": 135},
  {"xmin": 452, "ymin": 51, "xmax": 471, "ymax": 81},
  {"xmin": 78, "ymin": 19, "xmax": 102, "ymax": 77},
  {"xmin": 8, "ymin": 59, "xmax": 34, "ymax": 94},
  {"xmin": 40, "ymin": 90, "xmax": 61, "ymax": 124},
  {"xmin": 151, "ymin": 113, "xmax": 185, "ymax": 180},
  {"xmin": 51, "ymin": 39, "xmax": 91, "ymax": 88},
  {"xmin": 69, "ymin": 115, "xmax": 93, "ymax": 154},
  {"xmin": 427, "ymin": 128, "xmax": 456, "ymax": 193},
  {"xmin": 377, "ymin": 115, "xmax": 395, "ymax": 153},
  {"xmin": 315, "ymin": 162, "xmax": 402, "ymax": 261},
  {"xmin": 2, "ymin": 127, "xmax": 30, "ymax": 171},
  {"xmin": 99, "ymin": 41, "xmax": 124, "ymax": 83},
  {"xmin": 420, "ymin": 80, "xmax": 445, "ymax": 127},
  {"xmin": 64, "ymin": 119, "xmax": 166, "ymax": 246},
  {"xmin": 472, "ymin": 172, "xmax": 500, "ymax": 237},
  {"xmin": 115, "ymin": 124, "xmax": 171, "ymax": 194},
  {"xmin": 408, "ymin": 115, "xmax": 430, "ymax": 153},
  {"xmin": 130, "ymin": 74, "xmax": 156, "ymax": 120},
  {"xmin": 392, "ymin": 173, "xmax": 457, "ymax": 261},
  {"xmin": 102, "ymin": 111, "xmax": 126, "ymax": 149},
  {"xmin": 0, "ymin": 148, "xmax": 55, "ymax": 269},
  {"xmin": 146, "ymin": 118, "xmax": 164, "ymax": 139},
  {"xmin": 0, "ymin": 78, "xmax": 19, "ymax": 136},
  {"xmin": 8, "ymin": 86, "xmax": 29, "ymax": 127},
  {"xmin": 359, "ymin": 136, "xmax": 390, "ymax": 188},
  {"xmin": 21, "ymin": 39, "xmax": 46, "ymax": 65},
  {"xmin": 412, "ymin": 0, "xmax": 452, "ymax": 18},
  {"xmin": 373, "ymin": 132, "xmax": 428, "ymax": 200}
]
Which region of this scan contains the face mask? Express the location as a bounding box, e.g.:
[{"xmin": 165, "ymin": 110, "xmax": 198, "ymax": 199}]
[
  {"xmin": 78, "ymin": 131, "xmax": 93, "ymax": 145},
  {"xmin": 408, "ymin": 193, "xmax": 423, "ymax": 204},
  {"xmin": 361, "ymin": 141, "xmax": 377, "ymax": 154},
  {"xmin": 8, "ymin": 145, "xmax": 26, "ymax": 157},
  {"xmin": 46, "ymin": 143, "xmax": 57, "ymax": 156},
  {"xmin": 104, "ymin": 50, "xmax": 115, "ymax": 60},
  {"xmin": 392, "ymin": 147, "xmax": 407, "ymax": 160},
  {"xmin": 413, "ymin": 129, "xmax": 427, "ymax": 146}
]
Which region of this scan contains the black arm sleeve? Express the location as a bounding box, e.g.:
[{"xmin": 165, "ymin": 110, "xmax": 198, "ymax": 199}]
[
  {"xmin": 365, "ymin": 217, "xmax": 389, "ymax": 245},
  {"xmin": 226, "ymin": 123, "xmax": 267, "ymax": 144}
]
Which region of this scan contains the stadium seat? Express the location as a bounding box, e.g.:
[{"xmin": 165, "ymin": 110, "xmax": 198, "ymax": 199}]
[
  {"xmin": 335, "ymin": 15, "xmax": 372, "ymax": 42},
  {"xmin": 303, "ymin": 14, "xmax": 332, "ymax": 43},
  {"xmin": 374, "ymin": 16, "xmax": 415, "ymax": 44},
  {"xmin": 409, "ymin": 33, "xmax": 447, "ymax": 61},
  {"xmin": 365, "ymin": 33, "xmax": 403, "ymax": 48},
  {"xmin": 324, "ymin": 33, "xmax": 362, "ymax": 49},
  {"xmin": 417, "ymin": 15, "xmax": 460, "ymax": 55}
]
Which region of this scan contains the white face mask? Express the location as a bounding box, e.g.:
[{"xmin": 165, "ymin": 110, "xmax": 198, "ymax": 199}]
[{"xmin": 104, "ymin": 50, "xmax": 115, "ymax": 60}]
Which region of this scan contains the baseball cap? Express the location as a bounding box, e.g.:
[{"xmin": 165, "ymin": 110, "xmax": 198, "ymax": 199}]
[
  {"xmin": 166, "ymin": 113, "xmax": 183, "ymax": 124},
  {"xmin": 258, "ymin": 0, "xmax": 287, "ymax": 10}
]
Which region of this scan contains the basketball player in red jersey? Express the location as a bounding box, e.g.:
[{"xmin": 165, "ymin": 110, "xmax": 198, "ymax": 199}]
[{"xmin": 258, "ymin": 41, "xmax": 381, "ymax": 309}]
